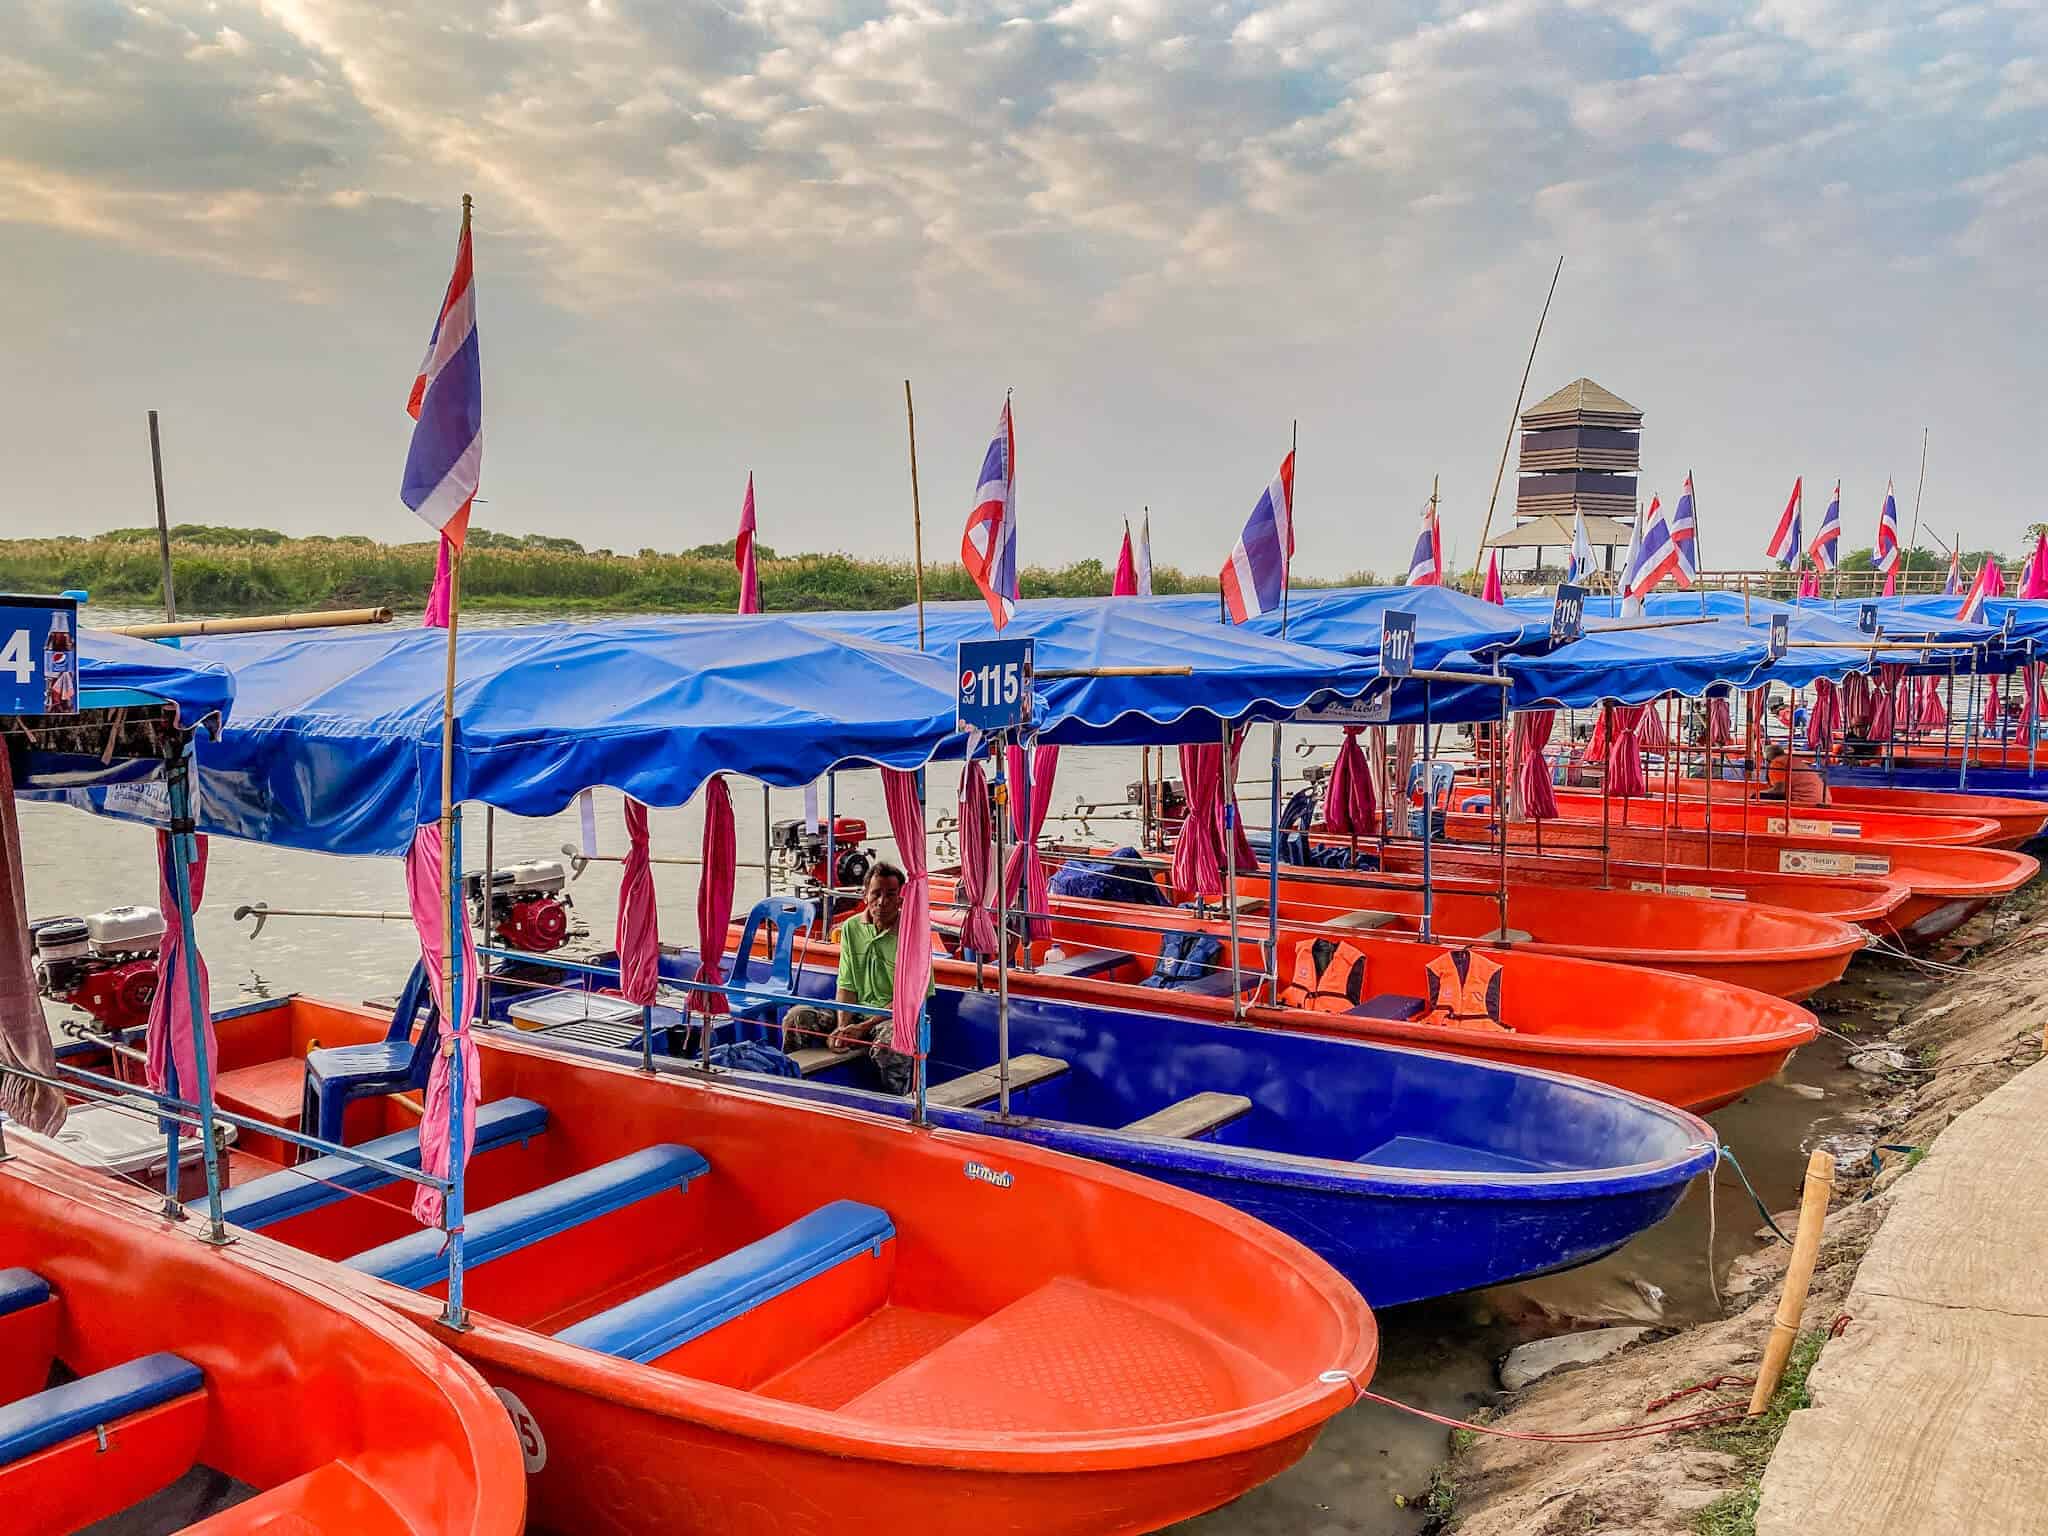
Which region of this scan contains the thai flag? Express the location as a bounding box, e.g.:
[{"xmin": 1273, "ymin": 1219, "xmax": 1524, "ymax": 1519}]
[
  {"xmin": 960, "ymin": 397, "xmax": 1019, "ymax": 629},
  {"xmin": 1944, "ymin": 550, "xmax": 1963, "ymax": 596},
  {"xmin": 1809, "ymin": 481, "xmax": 1842, "ymax": 571},
  {"xmin": 403, "ymin": 213, "xmax": 481, "ymax": 626},
  {"xmin": 1220, "ymin": 452, "xmax": 1295, "ymax": 622},
  {"xmin": 1565, "ymin": 507, "xmax": 1595, "ymax": 585},
  {"xmin": 1624, "ymin": 495, "xmax": 1681, "ymax": 598},
  {"xmin": 1406, "ymin": 498, "xmax": 1442, "ymax": 587},
  {"xmin": 1668, "ymin": 472, "xmax": 1699, "ymax": 586},
  {"xmin": 1959, "ymin": 558, "xmax": 2006, "ymax": 622},
  {"xmin": 1766, "ymin": 478, "xmax": 1803, "ymax": 568},
  {"xmin": 1873, "ymin": 480, "xmax": 1901, "ymax": 575}
]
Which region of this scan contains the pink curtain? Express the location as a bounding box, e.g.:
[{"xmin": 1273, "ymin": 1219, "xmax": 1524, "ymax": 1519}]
[
  {"xmin": 880, "ymin": 770, "xmax": 929, "ymax": 1056},
  {"xmin": 1707, "ymin": 694, "xmax": 1734, "ymax": 747},
  {"xmin": 1003, "ymin": 742, "xmax": 1057, "ymax": 940},
  {"xmin": 2023, "ymin": 665, "xmax": 2047, "ymax": 729},
  {"xmin": 1171, "ymin": 742, "xmax": 1227, "ymax": 902},
  {"xmin": 1867, "ymin": 668, "xmax": 1899, "ymax": 742},
  {"xmin": 956, "ymin": 759, "xmax": 1000, "ymax": 956},
  {"xmin": 692, "ymin": 778, "xmax": 736, "ymax": 1017},
  {"xmin": 406, "ymin": 822, "xmax": 479, "ymax": 1227},
  {"xmin": 1605, "ymin": 706, "xmax": 1647, "ymax": 798},
  {"xmin": 1322, "ymin": 728, "xmax": 1377, "ymax": 834},
  {"xmin": 616, "ymin": 798, "xmax": 660, "ymax": 1007},
  {"xmin": 146, "ymin": 831, "xmax": 216, "ymax": 1120},
  {"xmin": 1807, "ymin": 679, "xmax": 1843, "ymax": 753},
  {"xmin": 1841, "ymin": 672, "xmax": 1873, "ymax": 734},
  {"xmin": 1635, "ymin": 701, "xmax": 1669, "ymax": 751},
  {"xmin": 0, "ymin": 753, "xmax": 63, "ymax": 1134},
  {"xmin": 1985, "ymin": 672, "xmax": 2003, "ymax": 732},
  {"xmin": 1920, "ymin": 674, "xmax": 1948, "ymax": 730},
  {"xmin": 1513, "ymin": 711, "xmax": 1560, "ymax": 819}
]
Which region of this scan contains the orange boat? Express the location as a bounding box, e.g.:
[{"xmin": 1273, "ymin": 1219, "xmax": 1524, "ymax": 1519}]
[
  {"xmin": 1656, "ymin": 778, "xmax": 2048, "ymax": 850},
  {"xmin": 1399, "ymin": 826, "xmax": 2037, "ymax": 945},
  {"xmin": 895, "ymin": 891, "xmax": 1816, "ymax": 1114},
  {"xmin": 1449, "ymin": 790, "xmax": 2004, "ymax": 848},
  {"xmin": 2, "ymin": 1140, "xmax": 524, "ymax": 1536},
  {"xmin": 1022, "ymin": 853, "xmax": 1863, "ymax": 1001},
  {"xmin": 60, "ymin": 995, "xmax": 1373, "ymax": 1536}
]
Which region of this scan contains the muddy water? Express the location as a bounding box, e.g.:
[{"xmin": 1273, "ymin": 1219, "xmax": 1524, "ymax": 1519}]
[{"xmin": 25, "ymin": 605, "xmax": 1904, "ymax": 1533}]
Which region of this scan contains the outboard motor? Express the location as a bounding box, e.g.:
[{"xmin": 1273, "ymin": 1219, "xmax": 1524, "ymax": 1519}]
[
  {"xmin": 1127, "ymin": 776, "xmax": 1188, "ymax": 828},
  {"xmin": 32, "ymin": 906, "xmax": 165, "ymax": 1031},
  {"xmin": 770, "ymin": 816, "xmax": 873, "ymax": 918},
  {"xmin": 465, "ymin": 859, "xmax": 574, "ymax": 953}
]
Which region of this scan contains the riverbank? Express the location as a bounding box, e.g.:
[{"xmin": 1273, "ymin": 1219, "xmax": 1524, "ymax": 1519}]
[{"xmin": 1418, "ymin": 887, "xmax": 2048, "ymax": 1535}]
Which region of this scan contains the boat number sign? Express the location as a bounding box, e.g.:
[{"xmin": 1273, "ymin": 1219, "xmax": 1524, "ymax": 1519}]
[
  {"xmin": 0, "ymin": 594, "xmax": 78, "ymax": 716},
  {"xmin": 494, "ymin": 1387, "xmax": 548, "ymax": 1474},
  {"xmin": 957, "ymin": 637, "xmax": 1035, "ymax": 733},
  {"xmin": 1858, "ymin": 602, "xmax": 1878, "ymax": 634},
  {"xmin": 1379, "ymin": 611, "xmax": 1416, "ymax": 678},
  {"xmin": 1768, "ymin": 613, "xmax": 1789, "ymax": 660},
  {"xmin": 1551, "ymin": 584, "xmax": 1586, "ymax": 645}
]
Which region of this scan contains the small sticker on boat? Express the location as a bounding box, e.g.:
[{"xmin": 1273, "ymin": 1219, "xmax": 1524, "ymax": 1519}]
[
  {"xmin": 963, "ymin": 1160, "xmax": 1014, "ymax": 1189},
  {"xmin": 1629, "ymin": 881, "xmax": 1747, "ymax": 902},
  {"xmin": 1766, "ymin": 817, "xmax": 1861, "ymax": 837},
  {"xmin": 495, "ymin": 1387, "xmax": 547, "ymax": 1474},
  {"xmin": 1777, "ymin": 850, "xmax": 1890, "ymax": 877}
]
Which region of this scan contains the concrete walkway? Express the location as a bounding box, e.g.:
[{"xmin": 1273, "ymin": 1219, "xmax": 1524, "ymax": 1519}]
[{"xmin": 1757, "ymin": 1055, "xmax": 2048, "ymax": 1535}]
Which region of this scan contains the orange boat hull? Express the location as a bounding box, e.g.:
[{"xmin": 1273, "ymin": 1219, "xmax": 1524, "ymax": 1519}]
[
  {"xmin": 1656, "ymin": 778, "xmax": 2048, "ymax": 850},
  {"xmin": 1459, "ymin": 793, "xmax": 2003, "ymax": 848}
]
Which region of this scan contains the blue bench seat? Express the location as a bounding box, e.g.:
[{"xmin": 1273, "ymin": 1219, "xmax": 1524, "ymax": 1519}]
[
  {"xmin": 1347, "ymin": 993, "xmax": 1426, "ymax": 1022},
  {"xmin": 1170, "ymin": 967, "xmax": 1254, "ymax": 998},
  {"xmin": 219, "ymin": 1098, "xmax": 549, "ymax": 1231},
  {"xmin": 557, "ymin": 1200, "xmax": 893, "ymax": 1364},
  {"xmin": 0, "ymin": 1353, "xmax": 203, "ymax": 1466},
  {"xmin": 1038, "ymin": 947, "xmax": 1134, "ymax": 980},
  {"xmin": 0, "ymin": 1268, "xmax": 51, "ymax": 1320},
  {"xmin": 345, "ymin": 1143, "xmax": 710, "ymax": 1291}
]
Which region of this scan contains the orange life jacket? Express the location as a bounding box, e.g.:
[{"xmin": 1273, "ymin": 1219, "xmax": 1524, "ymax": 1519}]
[
  {"xmin": 1424, "ymin": 950, "xmax": 1508, "ymax": 1030},
  {"xmin": 1279, "ymin": 938, "xmax": 1368, "ymax": 1013}
]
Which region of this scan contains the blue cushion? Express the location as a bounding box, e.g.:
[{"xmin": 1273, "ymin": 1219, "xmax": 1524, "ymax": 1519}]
[
  {"xmin": 0, "ymin": 1353, "xmax": 203, "ymax": 1466},
  {"xmin": 306, "ymin": 1040, "xmax": 415, "ymax": 1085},
  {"xmin": 558, "ymin": 1200, "xmax": 892, "ymax": 1363},
  {"xmin": 220, "ymin": 1098, "xmax": 549, "ymax": 1231},
  {"xmin": 1039, "ymin": 948, "xmax": 1133, "ymax": 980},
  {"xmin": 0, "ymin": 1267, "xmax": 50, "ymax": 1319},
  {"xmin": 1347, "ymin": 993, "xmax": 1427, "ymax": 1022},
  {"xmin": 1171, "ymin": 967, "xmax": 1249, "ymax": 997},
  {"xmin": 345, "ymin": 1143, "xmax": 710, "ymax": 1291}
]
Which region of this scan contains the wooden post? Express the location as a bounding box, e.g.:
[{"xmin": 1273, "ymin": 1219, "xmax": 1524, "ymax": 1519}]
[
  {"xmin": 905, "ymin": 379, "xmax": 925, "ymax": 651},
  {"xmin": 1472, "ymin": 255, "xmax": 1563, "ymax": 578},
  {"xmin": 1749, "ymin": 1148, "xmax": 1836, "ymax": 1414},
  {"xmin": 147, "ymin": 410, "xmax": 177, "ymax": 622}
]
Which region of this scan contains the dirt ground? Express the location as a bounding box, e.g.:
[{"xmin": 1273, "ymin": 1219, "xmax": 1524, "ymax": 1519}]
[{"xmin": 1426, "ymin": 890, "xmax": 2048, "ymax": 1536}]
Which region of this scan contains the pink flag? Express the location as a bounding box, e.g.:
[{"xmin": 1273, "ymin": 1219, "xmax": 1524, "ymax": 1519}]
[
  {"xmin": 1481, "ymin": 549, "xmax": 1504, "ymax": 605},
  {"xmin": 2025, "ymin": 532, "xmax": 2048, "ymax": 599},
  {"xmin": 736, "ymin": 473, "xmax": 761, "ymax": 614},
  {"xmin": 1112, "ymin": 524, "xmax": 1138, "ymax": 596}
]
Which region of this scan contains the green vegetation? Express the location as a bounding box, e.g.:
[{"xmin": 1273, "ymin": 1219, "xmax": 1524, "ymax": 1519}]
[
  {"xmin": 1691, "ymin": 1330, "xmax": 1828, "ymax": 1536},
  {"xmin": 0, "ymin": 525, "xmax": 1383, "ymax": 614}
]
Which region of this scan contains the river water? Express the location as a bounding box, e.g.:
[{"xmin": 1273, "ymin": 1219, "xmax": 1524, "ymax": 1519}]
[{"xmin": 21, "ymin": 605, "xmax": 1879, "ymax": 1532}]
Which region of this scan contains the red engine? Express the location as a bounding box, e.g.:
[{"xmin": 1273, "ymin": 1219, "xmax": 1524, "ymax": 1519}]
[
  {"xmin": 466, "ymin": 859, "xmax": 575, "ymax": 954},
  {"xmin": 32, "ymin": 907, "xmax": 166, "ymax": 1032},
  {"xmin": 770, "ymin": 816, "xmax": 874, "ymax": 919}
]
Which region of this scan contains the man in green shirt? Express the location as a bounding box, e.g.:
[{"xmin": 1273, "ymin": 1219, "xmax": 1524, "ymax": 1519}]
[{"xmin": 781, "ymin": 863, "xmax": 930, "ymax": 1095}]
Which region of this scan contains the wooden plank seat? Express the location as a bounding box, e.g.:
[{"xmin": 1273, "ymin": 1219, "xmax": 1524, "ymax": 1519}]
[
  {"xmin": 1120, "ymin": 1092, "xmax": 1253, "ymax": 1141},
  {"xmin": 0, "ymin": 1353, "xmax": 203, "ymax": 1466},
  {"xmin": 345, "ymin": 1144, "xmax": 709, "ymax": 1291},
  {"xmin": 926, "ymin": 1054, "xmax": 1069, "ymax": 1110},
  {"xmin": 787, "ymin": 1045, "xmax": 862, "ymax": 1077},
  {"xmin": 1324, "ymin": 910, "xmax": 1404, "ymax": 931},
  {"xmin": 1038, "ymin": 947, "xmax": 1135, "ymax": 980},
  {"xmin": 1472, "ymin": 926, "xmax": 1534, "ymax": 944},
  {"xmin": 211, "ymin": 1058, "xmax": 307, "ymax": 1126},
  {"xmin": 558, "ymin": 1200, "xmax": 893, "ymax": 1364},
  {"xmin": 218, "ymin": 1098, "xmax": 548, "ymax": 1231}
]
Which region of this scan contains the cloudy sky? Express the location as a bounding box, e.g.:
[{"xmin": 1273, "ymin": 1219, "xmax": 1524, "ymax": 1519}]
[{"xmin": 3, "ymin": 0, "xmax": 2042, "ymax": 581}]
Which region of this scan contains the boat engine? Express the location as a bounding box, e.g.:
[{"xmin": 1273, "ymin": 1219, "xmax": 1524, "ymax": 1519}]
[
  {"xmin": 32, "ymin": 906, "xmax": 165, "ymax": 1032},
  {"xmin": 1127, "ymin": 776, "xmax": 1188, "ymax": 828},
  {"xmin": 466, "ymin": 859, "xmax": 574, "ymax": 953},
  {"xmin": 770, "ymin": 817, "xmax": 874, "ymax": 916}
]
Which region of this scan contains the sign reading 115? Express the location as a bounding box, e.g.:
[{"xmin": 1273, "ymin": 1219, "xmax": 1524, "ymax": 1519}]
[{"xmin": 956, "ymin": 637, "xmax": 1036, "ymax": 732}]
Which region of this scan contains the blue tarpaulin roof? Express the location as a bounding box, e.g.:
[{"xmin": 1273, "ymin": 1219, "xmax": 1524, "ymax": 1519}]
[
  {"xmin": 75, "ymin": 629, "xmax": 234, "ymax": 729},
  {"xmin": 1502, "ymin": 614, "xmax": 1875, "ymax": 709},
  {"xmin": 1140, "ymin": 586, "xmax": 1536, "ymax": 670},
  {"xmin": 1796, "ymin": 594, "xmax": 2010, "ymax": 646}
]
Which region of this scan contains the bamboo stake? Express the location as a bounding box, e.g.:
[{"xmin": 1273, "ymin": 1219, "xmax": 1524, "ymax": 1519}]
[
  {"xmin": 906, "ymin": 379, "xmax": 925, "ymax": 651},
  {"xmin": 1749, "ymin": 1148, "xmax": 1835, "ymax": 1414},
  {"xmin": 147, "ymin": 411, "xmax": 177, "ymax": 623},
  {"xmin": 1472, "ymin": 254, "xmax": 1564, "ymax": 578},
  {"xmin": 1906, "ymin": 428, "xmax": 1929, "ymax": 590},
  {"xmin": 107, "ymin": 607, "xmax": 393, "ymax": 639}
]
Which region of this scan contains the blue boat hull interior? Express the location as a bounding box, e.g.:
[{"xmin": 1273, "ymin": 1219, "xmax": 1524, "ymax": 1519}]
[
  {"xmin": 1825, "ymin": 762, "xmax": 2048, "ymax": 805},
  {"xmin": 484, "ymin": 950, "xmax": 1717, "ymax": 1309}
]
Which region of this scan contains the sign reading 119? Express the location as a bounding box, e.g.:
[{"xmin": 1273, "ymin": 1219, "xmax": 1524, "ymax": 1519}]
[
  {"xmin": 0, "ymin": 594, "xmax": 79, "ymax": 717},
  {"xmin": 956, "ymin": 637, "xmax": 1035, "ymax": 732}
]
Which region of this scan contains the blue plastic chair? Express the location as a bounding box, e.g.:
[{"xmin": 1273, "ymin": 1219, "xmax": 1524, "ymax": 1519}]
[
  {"xmin": 298, "ymin": 960, "xmax": 441, "ymax": 1154},
  {"xmin": 723, "ymin": 897, "xmax": 818, "ymax": 1036}
]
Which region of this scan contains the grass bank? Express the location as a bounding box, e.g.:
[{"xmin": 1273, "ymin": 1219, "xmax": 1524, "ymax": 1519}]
[{"xmin": 0, "ymin": 525, "xmax": 1382, "ymax": 614}]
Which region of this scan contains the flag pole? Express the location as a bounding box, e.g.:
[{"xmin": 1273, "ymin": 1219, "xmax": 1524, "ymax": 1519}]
[
  {"xmin": 1906, "ymin": 428, "xmax": 1929, "ymax": 592},
  {"xmin": 1473, "ymin": 254, "xmax": 1563, "ymax": 578},
  {"xmin": 905, "ymin": 379, "xmax": 926, "ymax": 651},
  {"xmin": 147, "ymin": 411, "xmax": 177, "ymax": 623}
]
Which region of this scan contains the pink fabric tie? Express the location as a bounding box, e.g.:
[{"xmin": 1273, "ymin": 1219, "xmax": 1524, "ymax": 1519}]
[
  {"xmin": 880, "ymin": 770, "xmax": 930, "ymax": 1056},
  {"xmin": 616, "ymin": 798, "xmax": 660, "ymax": 1008},
  {"xmin": 0, "ymin": 752, "xmax": 63, "ymax": 1134},
  {"xmin": 694, "ymin": 778, "xmax": 736, "ymax": 1017},
  {"xmin": 955, "ymin": 760, "xmax": 1000, "ymax": 957},
  {"xmin": 405, "ymin": 823, "xmax": 479, "ymax": 1227},
  {"xmin": 146, "ymin": 831, "xmax": 216, "ymax": 1121}
]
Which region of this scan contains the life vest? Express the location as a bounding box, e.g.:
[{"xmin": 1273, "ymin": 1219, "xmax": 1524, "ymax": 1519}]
[
  {"xmin": 1145, "ymin": 928, "xmax": 1224, "ymax": 991},
  {"xmin": 1280, "ymin": 938, "xmax": 1368, "ymax": 1012},
  {"xmin": 1424, "ymin": 950, "xmax": 1507, "ymax": 1030}
]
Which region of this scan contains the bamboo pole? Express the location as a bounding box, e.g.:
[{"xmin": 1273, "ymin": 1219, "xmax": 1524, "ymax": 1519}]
[
  {"xmin": 107, "ymin": 607, "xmax": 394, "ymax": 639},
  {"xmin": 147, "ymin": 411, "xmax": 177, "ymax": 623},
  {"xmin": 1471, "ymin": 255, "xmax": 1564, "ymax": 578},
  {"xmin": 1749, "ymin": 1148, "xmax": 1836, "ymax": 1414},
  {"xmin": 906, "ymin": 379, "xmax": 925, "ymax": 651},
  {"xmin": 1906, "ymin": 428, "xmax": 1929, "ymax": 587}
]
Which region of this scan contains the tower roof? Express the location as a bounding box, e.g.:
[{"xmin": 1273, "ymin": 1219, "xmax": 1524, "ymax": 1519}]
[{"xmin": 1521, "ymin": 378, "xmax": 1643, "ymax": 431}]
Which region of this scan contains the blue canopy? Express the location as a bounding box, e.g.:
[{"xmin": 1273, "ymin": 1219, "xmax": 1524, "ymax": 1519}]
[
  {"xmin": 1142, "ymin": 586, "xmax": 1535, "ymax": 671},
  {"xmin": 52, "ymin": 617, "xmax": 979, "ymax": 857},
  {"xmin": 1504, "ymin": 616, "xmax": 1874, "ymax": 709},
  {"xmin": 75, "ymin": 628, "xmax": 234, "ymax": 729},
  {"xmin": 809, "ymin": 598, "xmax": 1392, "ymax": 736}
]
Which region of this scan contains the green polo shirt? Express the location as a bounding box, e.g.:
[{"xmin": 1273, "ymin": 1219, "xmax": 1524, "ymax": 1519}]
[{"xmin": 837, "ymin": 917, "xmax": 935, "ymax": 1012}]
